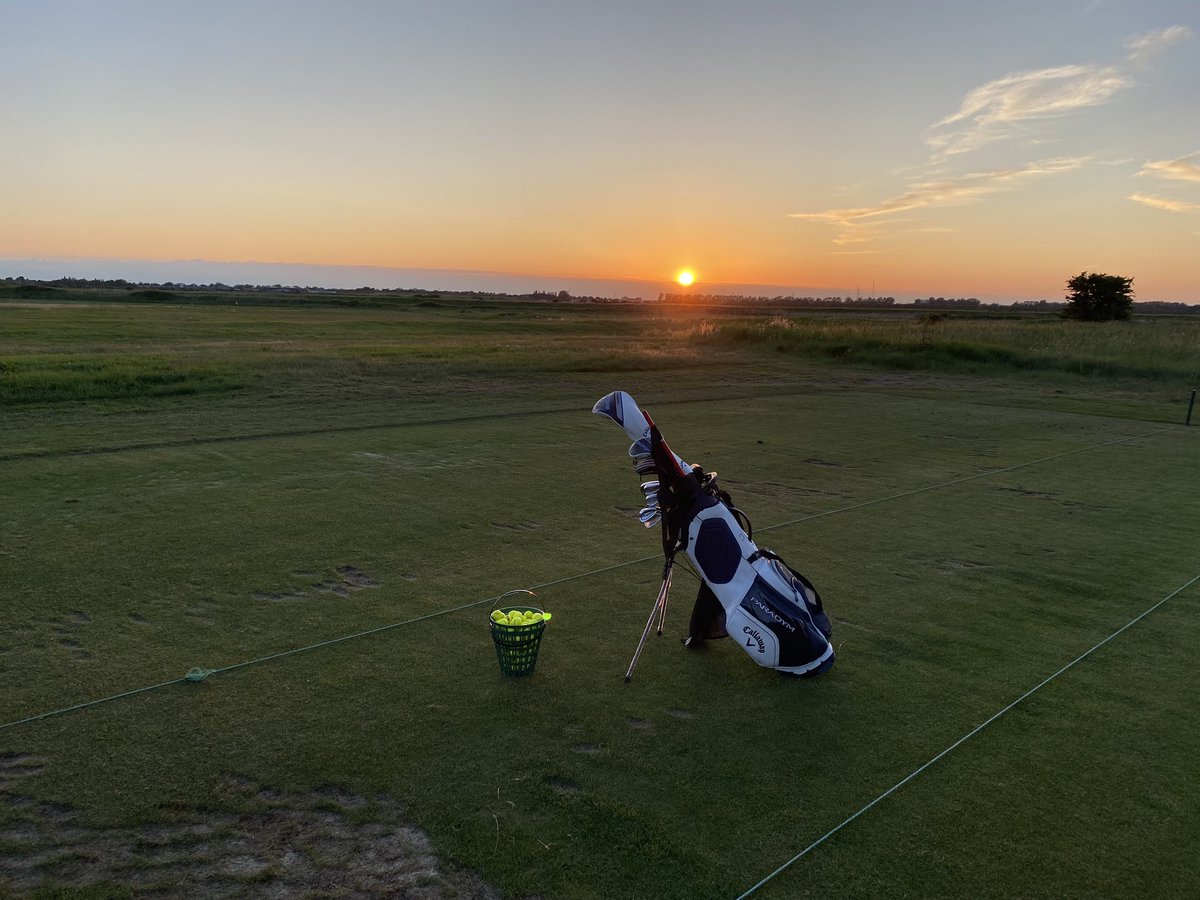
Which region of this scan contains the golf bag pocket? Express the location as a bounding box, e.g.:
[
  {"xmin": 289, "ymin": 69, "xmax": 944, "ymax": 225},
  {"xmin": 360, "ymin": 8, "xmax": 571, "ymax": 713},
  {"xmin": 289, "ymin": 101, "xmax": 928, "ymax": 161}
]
[
  {"xmin": 685, "ymin": 503, "xmax": 834, "ymax": 675},
  {"xmin": 736, "ymin": 575, "xmax": 833, "ymax": 672}
]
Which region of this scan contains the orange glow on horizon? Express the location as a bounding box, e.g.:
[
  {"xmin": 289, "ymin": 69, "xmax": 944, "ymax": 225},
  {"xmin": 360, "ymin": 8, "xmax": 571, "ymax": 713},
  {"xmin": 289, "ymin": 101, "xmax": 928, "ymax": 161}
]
[{"xmin": 676, "ymin": 270, "xmax": 695, "ymax": 286}]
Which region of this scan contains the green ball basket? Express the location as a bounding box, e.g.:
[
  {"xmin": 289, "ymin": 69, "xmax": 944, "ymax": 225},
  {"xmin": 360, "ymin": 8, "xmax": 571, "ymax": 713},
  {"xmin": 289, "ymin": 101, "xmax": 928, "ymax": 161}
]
[{"xmin": 489, "ymin": 591, "xmax": 549, "ymax": 677}]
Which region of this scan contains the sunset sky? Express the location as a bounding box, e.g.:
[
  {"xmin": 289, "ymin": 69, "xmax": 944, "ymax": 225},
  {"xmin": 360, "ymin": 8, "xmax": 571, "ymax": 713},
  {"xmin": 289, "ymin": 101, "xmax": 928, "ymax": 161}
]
[{"xmin": 2, "ymin": 1, "xmax": 1197, "ymax": 301}]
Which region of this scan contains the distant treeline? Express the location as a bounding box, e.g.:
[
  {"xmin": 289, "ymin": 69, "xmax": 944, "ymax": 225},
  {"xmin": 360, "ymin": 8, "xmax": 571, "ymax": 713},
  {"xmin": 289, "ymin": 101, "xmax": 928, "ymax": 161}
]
[
  {"xmin": 0, "ymin": 276, "xmax": 639, "ymax": 304},
  {"xmin": 658, "ymin": 292, "xmax": 992, "ymax": 308},
  {"xmin": 3, "ymin": 276, "xmax": 1196, "ymax": 311},
  {"xmin": 658, "ymin": 292, "xmax": 1200, "ymax": 313},
  {"xmin": 658, "ymin": 293, "xmax": 905, "ymax": 307}
]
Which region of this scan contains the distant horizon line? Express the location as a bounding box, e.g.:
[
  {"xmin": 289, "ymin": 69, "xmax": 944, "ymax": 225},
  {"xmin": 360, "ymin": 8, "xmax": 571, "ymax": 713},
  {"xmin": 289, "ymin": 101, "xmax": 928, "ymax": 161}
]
[
  {"xmin": 0, "ymin": 254, "xmax": 885, "ymax": 300},
  {"xmin": 1, "ymin": 255, "xmax": 1192, "ymax": 305},
  {"xmin": 11, "ymin": 274, "xmax": 1200, "ymax": 310}
]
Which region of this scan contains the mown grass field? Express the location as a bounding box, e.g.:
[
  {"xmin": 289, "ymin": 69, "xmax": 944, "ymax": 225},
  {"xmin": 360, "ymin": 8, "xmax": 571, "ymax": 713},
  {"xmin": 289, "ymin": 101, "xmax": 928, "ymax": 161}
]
[{"xmin": 1, "ymin": 295, "xmax": 1197, "ymax": 898}]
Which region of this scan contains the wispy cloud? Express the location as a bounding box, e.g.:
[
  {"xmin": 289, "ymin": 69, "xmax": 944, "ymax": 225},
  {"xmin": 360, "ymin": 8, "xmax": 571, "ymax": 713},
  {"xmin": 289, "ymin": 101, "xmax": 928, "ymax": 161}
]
[
  {"xmin": 1137, "ymin": 151, "xmax": 1200, "ymax": 183},
  {"xmin": 927, "ymin": 25, "xmax": 1191, "ymax": 159},
  {"xmin": 1125, "ymin": 25, "xmax": 1194, "ymax": 65},
  {"xmin": 795, "ymin": 26, "xmax": 1192, "ymax": 249},
  {"xmin": 830, "ymin": 232, "xmax": 878, "ymax": 246},
  {"xmin": 927, "ymin": 65, "xmax": 1129, "ymax": 157},
  {"xmin": 791, "ymin": 157, "xmax": 1088, "ymax": 243},
  {"xmin": 1128, "ymin": 192, "xmax": 1200, "ymax": 213}
]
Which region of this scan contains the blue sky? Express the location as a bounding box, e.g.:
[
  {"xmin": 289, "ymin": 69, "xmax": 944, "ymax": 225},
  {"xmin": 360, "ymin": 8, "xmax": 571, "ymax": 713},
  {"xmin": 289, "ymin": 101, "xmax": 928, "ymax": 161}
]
[{"xmin": 1, "ymin": 1, "xmax": 1197, "ymax": 300}]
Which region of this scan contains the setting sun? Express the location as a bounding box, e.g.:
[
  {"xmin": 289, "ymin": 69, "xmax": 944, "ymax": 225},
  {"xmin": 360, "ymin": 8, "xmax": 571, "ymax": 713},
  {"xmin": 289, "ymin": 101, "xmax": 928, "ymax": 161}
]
[{"xmin": 676, "ymin": 270, "xmax": 695, "ymax": 286}]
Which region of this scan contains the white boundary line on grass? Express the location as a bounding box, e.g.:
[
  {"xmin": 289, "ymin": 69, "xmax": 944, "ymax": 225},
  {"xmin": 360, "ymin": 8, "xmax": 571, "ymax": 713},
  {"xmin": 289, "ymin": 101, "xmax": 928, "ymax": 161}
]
[
  {"xmin": 735, "ymin": 570, "xmax": 1200, "ymax": 899},
  {"xmin": 0, "ymin": 424, "xmax": 1177, "ymax": 733}
]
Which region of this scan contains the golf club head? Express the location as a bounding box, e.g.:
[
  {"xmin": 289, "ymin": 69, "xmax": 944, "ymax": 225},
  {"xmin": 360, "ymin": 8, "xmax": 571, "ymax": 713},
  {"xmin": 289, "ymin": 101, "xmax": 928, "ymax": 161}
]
[
  {"xmin": 593, "ymin": 390, "xmax": 651, "ymax": 443},
  {"xmin": 628, "ymin": 437, "xmax": 652, "ymax": 459},
  {"xmin": 594, "ymin": 391, "xmax": 691, "ymax": 473},
  {"xmin": 639, "ymin": 506, "xmax": 661, "ymax": 526}
]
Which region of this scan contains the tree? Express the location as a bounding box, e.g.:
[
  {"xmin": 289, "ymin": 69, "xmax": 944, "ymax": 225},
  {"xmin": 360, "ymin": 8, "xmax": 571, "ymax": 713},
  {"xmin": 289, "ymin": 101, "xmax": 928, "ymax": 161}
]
[{"xmin": 1061, "ymin": 271, "xmax": 1134, "ymax": 321}]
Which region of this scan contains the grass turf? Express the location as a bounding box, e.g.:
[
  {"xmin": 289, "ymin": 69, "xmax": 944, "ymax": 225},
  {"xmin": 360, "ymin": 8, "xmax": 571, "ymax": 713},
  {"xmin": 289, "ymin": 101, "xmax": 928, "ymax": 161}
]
[{"xmin": 1, "ymin": 298, "xmax": 1197, "ymax": 897}]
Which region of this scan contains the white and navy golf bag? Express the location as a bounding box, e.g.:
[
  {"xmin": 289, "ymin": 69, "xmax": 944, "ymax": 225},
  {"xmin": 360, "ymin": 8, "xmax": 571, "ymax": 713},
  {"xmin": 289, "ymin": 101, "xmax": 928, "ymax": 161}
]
[{"xmin": 593, "ymin": 391, "xmax": 835, "ymax": 677}]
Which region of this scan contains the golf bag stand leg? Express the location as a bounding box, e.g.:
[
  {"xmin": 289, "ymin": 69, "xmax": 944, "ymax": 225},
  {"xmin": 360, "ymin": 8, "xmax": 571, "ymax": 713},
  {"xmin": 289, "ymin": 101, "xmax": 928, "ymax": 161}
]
[{"xmin": 624, "ymin": 553, "xmax": 675, "ymax": 683}]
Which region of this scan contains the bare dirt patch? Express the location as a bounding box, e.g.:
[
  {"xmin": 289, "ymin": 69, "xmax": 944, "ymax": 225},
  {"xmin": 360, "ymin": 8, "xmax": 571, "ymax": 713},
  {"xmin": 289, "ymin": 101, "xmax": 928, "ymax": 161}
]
[
  {"xmin": 939, "ymin": 559, "xmax": 991, "ymax": 571},
  {"xmin": 802, "ymin": 458, "xmax": 843, "ymax": 468},
  {"xmin": 252, "ymin": 590, "xmax": 307, "ymax": 603},
  {"xmin": 44, "ymin": 611, "xmax": 92, "ymax": 661},
  {"xmin": 723, "ymin": 478, "xmax": 848, "ymax": 502},
  {"xmin": 335, "ymin": 566, "xmax": 379, "ymax": 588},
  {"xmin": 489, "ymin": 521, "xmax": 542, "ymax": 532},
  {"xmin": 253, "ymin": 566, "xmax": 382, "ymax": 604},
  {"xmin": 312, "ymin": 581, "xmax": 352, "ymax": 597},
  {"xmin": 0, "ymin": 768, "xmax": 497, "ymax": 898},
  {"xmin": 0, "ymin": 753, "xmax": 46, "ymax": 789},
  {"xmin": 994, "ymin": 485, "xmax": 1106, "ymax": 511}
]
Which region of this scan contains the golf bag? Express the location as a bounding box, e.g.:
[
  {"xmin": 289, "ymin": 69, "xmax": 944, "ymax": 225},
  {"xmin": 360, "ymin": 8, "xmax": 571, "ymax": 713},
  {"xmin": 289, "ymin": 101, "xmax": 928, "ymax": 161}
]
[{"xmin": 593, "ymin": 391, "xmax": 835, "ymax": 677}]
